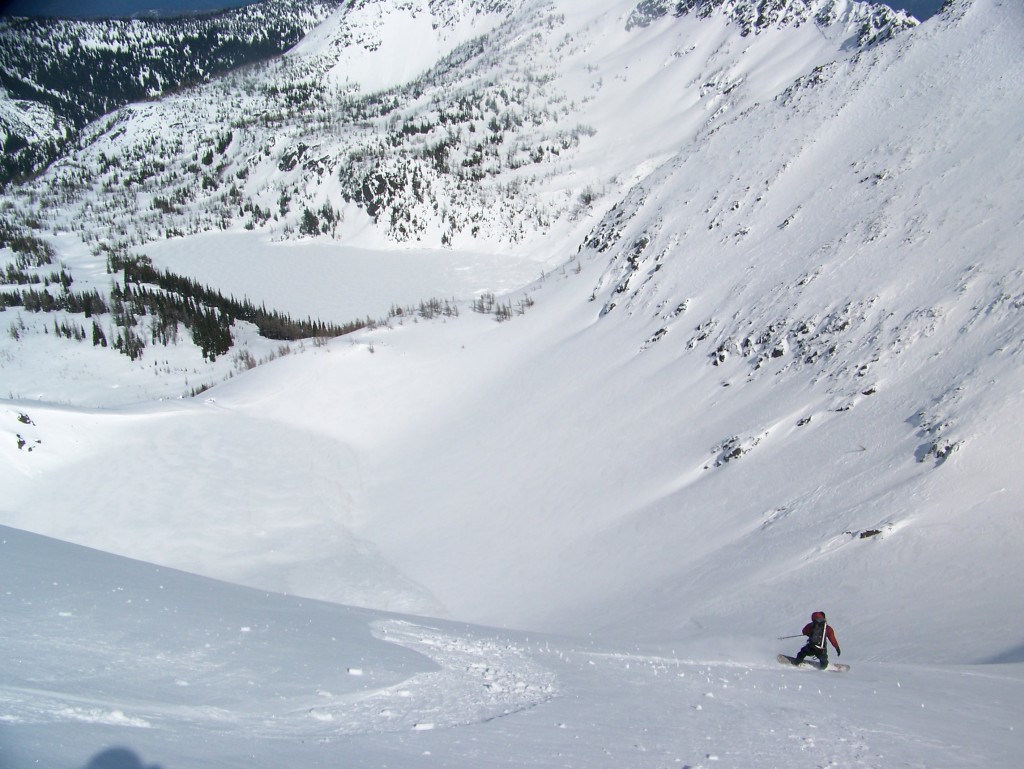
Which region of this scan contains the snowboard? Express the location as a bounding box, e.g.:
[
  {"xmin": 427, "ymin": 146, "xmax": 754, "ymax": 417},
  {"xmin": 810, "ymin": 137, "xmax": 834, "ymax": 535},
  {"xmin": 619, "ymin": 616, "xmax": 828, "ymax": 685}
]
[{"xmin": 777, "ymin": 653, "xmax": 849, "ymax": 672}]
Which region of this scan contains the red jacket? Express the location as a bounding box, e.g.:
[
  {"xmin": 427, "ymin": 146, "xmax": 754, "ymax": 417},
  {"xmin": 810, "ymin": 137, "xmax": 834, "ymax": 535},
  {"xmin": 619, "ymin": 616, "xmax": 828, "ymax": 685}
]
[{"xmin": 802, "ymin": 611, "xmax": 840, "ymax": 652}]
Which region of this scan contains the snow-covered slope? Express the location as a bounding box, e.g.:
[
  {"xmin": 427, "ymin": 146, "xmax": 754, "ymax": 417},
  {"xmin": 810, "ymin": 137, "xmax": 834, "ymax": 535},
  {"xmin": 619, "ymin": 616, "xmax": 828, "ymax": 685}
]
[
  {"xmin": 2, "ymin": 0, "xmax": 1024, "ymax": 765},
  {"xmin": 0, "ymin": 0, "xmax": 338, "ymax": 184},
  {"xmin": 4, "ymin": 522, "xmax": 1023, "ymax": 769},
  {"xmin": 3, "ymin": 0, "xmax": 916, "ymax": 250},
  {"xmin": 1, "ymin": 0, "xmax": 919, "ymax": 399},
  {"xmin": 285, "ymin": 0, "xmax": 528, "ymax": 94}
]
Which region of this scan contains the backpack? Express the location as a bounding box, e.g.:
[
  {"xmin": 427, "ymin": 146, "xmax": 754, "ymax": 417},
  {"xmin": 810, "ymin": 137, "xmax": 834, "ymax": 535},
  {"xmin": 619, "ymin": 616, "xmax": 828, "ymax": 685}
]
[{"xmin": 809, "ymin": 618, "xmax": 828, "ymax": 650}]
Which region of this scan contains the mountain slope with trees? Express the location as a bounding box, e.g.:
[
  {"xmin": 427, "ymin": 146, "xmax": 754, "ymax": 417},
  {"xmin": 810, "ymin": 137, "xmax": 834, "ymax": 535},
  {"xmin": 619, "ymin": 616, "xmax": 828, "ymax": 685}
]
[
  {"xmin": 0, "ymin": 0, "xmax": 339, "ymax": 185},
  {"xmin": 1, "ymin": 10, "xmax": 1022, "ymax": 768}
]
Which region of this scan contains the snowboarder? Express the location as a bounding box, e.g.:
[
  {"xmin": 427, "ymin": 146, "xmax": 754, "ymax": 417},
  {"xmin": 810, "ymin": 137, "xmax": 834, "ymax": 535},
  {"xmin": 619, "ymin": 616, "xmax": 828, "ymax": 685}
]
[{"xmin": 793, "ymin": 610, "xmax": 841, "ymax": 669}]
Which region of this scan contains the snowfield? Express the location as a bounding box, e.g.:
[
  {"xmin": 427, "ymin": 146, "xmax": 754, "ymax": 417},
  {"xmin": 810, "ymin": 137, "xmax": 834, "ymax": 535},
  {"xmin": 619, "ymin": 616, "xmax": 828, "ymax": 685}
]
[
  {"xmin": 3, "ymin": 525, "xmax": 1022, "ymax": 768},
  {"xmin": 2, "ymin": 0, "xmax": 1023, "ymax": 767}
]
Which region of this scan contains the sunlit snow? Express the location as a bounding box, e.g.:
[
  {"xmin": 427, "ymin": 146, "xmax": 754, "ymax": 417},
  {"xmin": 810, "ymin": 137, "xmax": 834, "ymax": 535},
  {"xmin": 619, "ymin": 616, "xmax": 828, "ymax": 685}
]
[{"xmin": 2, "ymin": 1, "xmax": 1023, "ymax": 768}]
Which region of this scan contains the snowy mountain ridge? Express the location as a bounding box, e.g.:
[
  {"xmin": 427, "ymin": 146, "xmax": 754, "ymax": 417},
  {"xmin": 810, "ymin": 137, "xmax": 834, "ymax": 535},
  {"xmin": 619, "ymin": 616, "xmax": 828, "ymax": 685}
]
[
  {"xmin": 2, "ymin": 1, "xmax": 1024, "ymax": 766},
  {"xmin": 3, "ymin": 0, "xmax": 1019, "ymax": 638},
  {"xmin": 633, "ymin": 0, "xmax": 915, "ymax": 43},
  {"xmin": 3, "ymin": 0, "xmax": 915, "ymax": 252},
  {"xmin": 0, "ymin": 0, "xmax": 929, "ymax": 401}
]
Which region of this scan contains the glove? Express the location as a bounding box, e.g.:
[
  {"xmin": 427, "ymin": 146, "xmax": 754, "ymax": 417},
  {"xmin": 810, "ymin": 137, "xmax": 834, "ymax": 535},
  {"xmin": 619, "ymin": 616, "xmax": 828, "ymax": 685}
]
[{"xmin": 836, "ymin": 648, "xmax": 841, "ymax": 656}]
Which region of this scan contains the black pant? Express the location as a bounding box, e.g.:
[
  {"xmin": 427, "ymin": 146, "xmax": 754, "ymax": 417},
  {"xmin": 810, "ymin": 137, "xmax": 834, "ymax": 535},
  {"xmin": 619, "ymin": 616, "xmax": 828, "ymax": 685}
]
[{"xmin": 795, "ymin": 643, "xmax": 828, "ymax": 668}]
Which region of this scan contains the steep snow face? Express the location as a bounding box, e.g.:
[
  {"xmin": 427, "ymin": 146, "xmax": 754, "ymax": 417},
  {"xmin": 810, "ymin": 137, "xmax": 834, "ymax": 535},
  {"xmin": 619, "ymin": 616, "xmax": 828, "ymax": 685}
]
[
  {"xmin": 414, "ymin": 0, "xmax": 1024, "ymax": 652},
  {"xmin": 4, "ymin": 3, "xmax": 1023, "ymax": 767},
  {"xmin": 1, "ymin": 0, "xmax": 1023, "ymax": 672}
]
